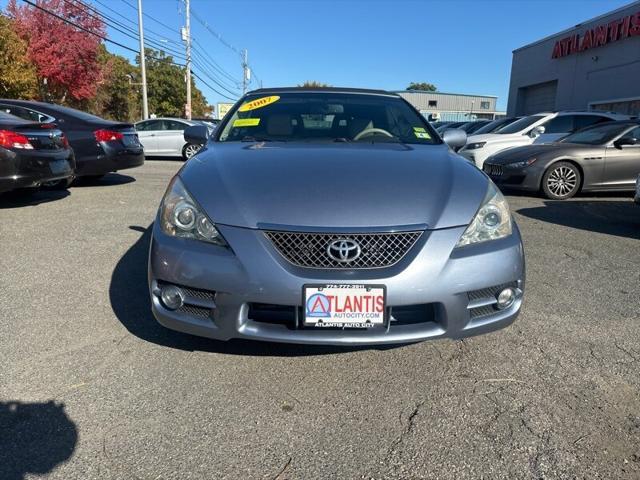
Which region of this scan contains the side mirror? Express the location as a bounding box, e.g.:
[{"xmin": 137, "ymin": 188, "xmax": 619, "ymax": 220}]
[
  {"xmin": 442, "ymin": 128, "xmax": 467, "ymax": 150},
  {"xmin": 613, "ymin": 137, "xmax": 638, "ymax": 149},
  {"xmin": 184, "ymin": 124, "xmax": 209, "ymax": 144},
  {"xmin": 529, "ymin": 125, "xmax": 545, "ymax": 138}
]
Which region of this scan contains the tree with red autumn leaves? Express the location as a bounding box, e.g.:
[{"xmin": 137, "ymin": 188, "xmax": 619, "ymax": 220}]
[{"xmin": 7, "ymin": 0, "xmax": 108, "ymax": 104}]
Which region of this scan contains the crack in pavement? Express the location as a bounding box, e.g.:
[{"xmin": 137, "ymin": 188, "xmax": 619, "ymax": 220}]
[{"xmin": 387, "ymin": 401, "xmax": 426, "ymax": 455}]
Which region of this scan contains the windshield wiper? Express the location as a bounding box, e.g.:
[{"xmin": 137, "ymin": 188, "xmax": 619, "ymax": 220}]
[{"xmin": 241, "ymin": 135, "xmax": 286, "ymax": 143}]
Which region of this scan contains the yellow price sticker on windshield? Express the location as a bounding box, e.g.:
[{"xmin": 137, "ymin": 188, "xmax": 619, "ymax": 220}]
[
  {"xmin": 415, "ymin": 131, "xmax": 431, "ymax": 139},
  {"xmin": 233, "ymin": 118, "xmax": 261, "ymax": 127},
  {"xmin": 413, "ymin": 127, "xmax": 427, "ymax": 133},
  {"xmin": 238, "ymin": 96, "xmax": 280, "ymax": 112}
]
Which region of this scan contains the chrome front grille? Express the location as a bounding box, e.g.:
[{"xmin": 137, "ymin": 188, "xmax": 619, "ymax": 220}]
[
  {"xmin": 483, "ymin": 164, "xmax": 504, "ymax": 177},
  {"xmin": 264, "ymin": 230, "xmax": 423, "ymax": 269}
]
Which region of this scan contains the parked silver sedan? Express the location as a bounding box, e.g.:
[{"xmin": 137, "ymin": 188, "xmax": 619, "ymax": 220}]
[
  {"xmin": 148, "ymin": 87, "xmax": 525, "ymax": 346},
  {"xmin": 635, "ymin": 174, "xmax": 640, "ymax": 205},
  {"xmin": 135, "ymin": 117, "xmax": 204, "ymax": 160}
]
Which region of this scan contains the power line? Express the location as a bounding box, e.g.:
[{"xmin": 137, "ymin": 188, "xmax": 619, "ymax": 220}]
[
  {"xmin": 21, "ymin": 0, "xmax": 242, "ymax": 101},
  {"xmin": 192, "ymin": 38, "xmax": 242, "ymax": 85},
  {"xmin": 191, "ymin": 54, "xmax": 240, "ymax": 94},
  {"xmin": 190, "ymin": 8, "xmax": 242, "ymax": 56},
  {"xmin": 91, "ymin": 0, "xmax": 183, "ymax": 46},
  {"xmin": 191, "ymin": 42, "xmax": 241, "ymax": 89},
  {"xmin": 61, "ymin": 0, "xmax": 186, "ymax": 59},
  {"xmin": 192, "ymin": 71, "xmax": 237, "ymax": 102},
  {"xmin": 17, "ymin": 0, "xmax": 238, "ymax": 102},
  {"xmin": 191, "ymin": 57, "xmax": 240, "ymax": 98},
  {"xmin": 190, "ymin": 7, "xmax": 263, "ymax": 89},
  {"xmin": 20, "ymin": 0, "xmax": 140, "ymax": 55},
  {"xmin": 119, "ymin": 0, "xmax": 179, "ymax": 37}
]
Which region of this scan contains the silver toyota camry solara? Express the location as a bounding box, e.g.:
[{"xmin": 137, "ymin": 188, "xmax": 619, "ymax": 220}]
[{"xmin": 148, "ymin": 87, "xmax": 525, "ymax": 345}]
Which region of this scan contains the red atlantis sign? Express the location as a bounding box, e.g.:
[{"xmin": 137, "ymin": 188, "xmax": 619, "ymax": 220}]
[{"xmin": 552, "ymin": 11, "xmax": 640, "ymax": 58}]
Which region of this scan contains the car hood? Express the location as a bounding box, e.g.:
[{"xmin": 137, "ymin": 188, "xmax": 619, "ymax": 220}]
[
  {"xmin": 179, "ymin": 142, "xmax": 488, "ymax": 230},
  {"xmin": 488, "ymin": 143, "xmax": 593, "ymax": 164}
]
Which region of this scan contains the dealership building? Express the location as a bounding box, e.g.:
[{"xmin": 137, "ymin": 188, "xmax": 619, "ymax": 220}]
[
  {"xmin": 507, "ymin": 1, "xmax": 640, "ymax": 116},
  {"xmin": 396, "ymin": 91, "xmax": 505, "ymax": 122}
]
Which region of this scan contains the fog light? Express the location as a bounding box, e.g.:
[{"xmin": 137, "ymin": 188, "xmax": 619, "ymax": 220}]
[
  {"xmin": 160, "ymin": 285, "xmax": 184, "ymax": 310},
  {"xmin": 496, "ymin": 287, "xmax": 516, "ymax": 310}
]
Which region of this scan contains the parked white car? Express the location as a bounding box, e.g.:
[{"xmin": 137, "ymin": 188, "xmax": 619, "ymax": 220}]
[
  {"xmin": 459, "ymin": 111, "xmax": 629, "ymax": 169},
  {"xmin": 135, "ymin": 118, "xmax": 207, "ymax": 160}
]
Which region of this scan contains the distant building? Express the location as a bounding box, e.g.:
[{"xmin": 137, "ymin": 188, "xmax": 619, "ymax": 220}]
[
  {"xmin": 507, "ymin": 1, "xmax": 640, "ymax": 116},
  {"xmin": 395, "ymin": 90, "xmax": 505, "ymax": 122}
]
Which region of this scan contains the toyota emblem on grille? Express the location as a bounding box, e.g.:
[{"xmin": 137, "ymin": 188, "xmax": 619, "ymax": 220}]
[{"xmin": 326, "ymin": 239, "xmax": 361, "ymax": 263}]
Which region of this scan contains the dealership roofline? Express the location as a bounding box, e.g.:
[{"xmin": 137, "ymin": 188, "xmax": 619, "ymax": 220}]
[
  {"xmin": 512, "ymin": 0, "xmax": 640, "ymax": 53},
  {"xmin": 394, "ymin": 90, "xmax": 498, "ymax": 99}
]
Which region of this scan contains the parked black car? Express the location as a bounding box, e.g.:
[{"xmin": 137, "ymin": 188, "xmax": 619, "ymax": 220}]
[
  {"xmin": 0, "ymin": 111, "xmax": 75, "ymax": 194},
  {"xmin": 472, "ymin": 117, "xmax": 522, "ymax": 135},
  {"xmin": 483, "ymin": 120, "xmax": 640, "ymax": 199},
  {"xmin": 458, "ymin": 120, "xmax": 492, "ymax": 135},
  {"xmin": 0, "ymin": 100, "xmax": 144, "ymax": 180}
]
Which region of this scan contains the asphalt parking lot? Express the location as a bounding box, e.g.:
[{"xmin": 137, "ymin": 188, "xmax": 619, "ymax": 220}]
[{"xmin": 1, "ymin": 160, "xmax": 639, "ymax": 480}]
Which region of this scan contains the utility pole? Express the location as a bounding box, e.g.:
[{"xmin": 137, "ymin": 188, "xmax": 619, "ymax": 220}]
[
  {"xmin": 137, "ymin": 0, "xmax": 149, "ymax": 119},
  {"xmin": 184, "ymin": 0, "xmax": 192, "ymax": 120},
  {"xmin": 242, "ymin": 49, "xmax": 249, "ymax": 94}
]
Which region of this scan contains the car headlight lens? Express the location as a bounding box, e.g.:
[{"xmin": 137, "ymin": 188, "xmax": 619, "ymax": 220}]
[
  {"xmin": 160, "ymin": 176, "xmax": 227, "ymax": 246},
  {"xmin": 465, "ymin": 142, "xmax": 486, "ymax": 150},
  {"xmin": 510, "ymin": 158, "xmax": 537, "ymax": 168},
  {"xmin": 455, "ymin": 182, "xmax": 512, "ymax": 247}
]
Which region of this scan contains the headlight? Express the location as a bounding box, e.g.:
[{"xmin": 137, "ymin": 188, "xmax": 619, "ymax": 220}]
[
  {"xmin": 509, "ymin": 158, "xmax": 537, "ymax": 168},
  {"xmin": 160, "ymin": 176, "xmax": 227, "ymax": 246},
  {"xmin": 455, "ymin": 182, "xmax": 512, "ymax": 247},
  {"xmin": 465, "ymin": 142, "xmax": 486, "ymax": 150}
]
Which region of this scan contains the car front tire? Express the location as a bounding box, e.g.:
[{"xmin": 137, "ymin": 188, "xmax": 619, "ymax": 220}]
[{"xmin": 542, "ymin": 162, "xmax": 581, "ymax": 200}]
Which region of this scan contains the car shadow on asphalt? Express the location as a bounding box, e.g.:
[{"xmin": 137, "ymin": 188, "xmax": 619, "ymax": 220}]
[
  {"xmin": 109, "ymin": 224, "xmax": 391, "ymax": 356},
  {"xmin": 0, "ymin": 189, "xmax": 70, "ymax": 209},
  {"xmin": 516, "ymin": 199, "xmax": 640, "ymax": 240},
  {"xmin": 143, "ymin": 156, "xmax": 184, "ymax": 162},
  {"xmin": 0, "ymin": 400, "xmax": 77, "ymax": 480},
  {"xmin": 73, "ymin": 173, "xmax": 136, "ymax": 187}
]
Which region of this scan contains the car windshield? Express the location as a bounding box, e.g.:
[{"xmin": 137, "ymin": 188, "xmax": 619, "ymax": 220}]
[
  {"xmin": 462, "ymin": 121, "xmax": 490, "ymax": 134},
  {"xmin": 497, "ymin": 115, "xmax": 546, "ymax": 134},
  {"xmin": 560, "ymin": 123, "xmax": 629, "ymax": 145},
  {"xmin": 473, "ymin": 118, "xmax": 517, "ymax": 135},
  {"xmin": 217, "ymin": 92, "xmax": 440, "ymax": 145}
]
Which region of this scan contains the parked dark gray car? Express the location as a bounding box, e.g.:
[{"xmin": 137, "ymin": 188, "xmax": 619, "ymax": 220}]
[
  {"xmin": 483, "ymin": 120, "xmax": 640, "ymax": 199},
  {"xmin": 148, "ymin": 87, "xmax": 525, "ymax": 346}
]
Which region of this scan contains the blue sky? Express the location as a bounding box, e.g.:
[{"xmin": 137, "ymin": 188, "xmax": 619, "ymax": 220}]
[{"xmin": 3, "ymin": 0, "xmax": 634, "ymax": 111}]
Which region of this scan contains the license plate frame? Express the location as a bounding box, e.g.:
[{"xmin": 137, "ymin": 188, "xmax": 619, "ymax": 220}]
[
  {"xmin": 122, "ymin": 134, "xmax": 139, "ymax": 147},
  {"xmin": 302, "ymin": 284, "xmax": 387, "ymax": 329},
  {"xmin": 49, "ymin": 159, "xmax": 70, "ymax": 174}
]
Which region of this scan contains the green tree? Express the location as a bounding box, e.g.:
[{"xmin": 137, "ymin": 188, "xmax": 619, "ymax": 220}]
[
  {"xmin": 0, "ymin": 16, "xmax": 38, "ymax": 98},
  {"xmin": 141, "ymin": 49, "xmax": 211, "ymax": 118},
  {"xmin": 90, "ymin": 47, "xmax": 141, "ymax": 122},
  {"xmin": 407, "ymin": 82, "xmax": 437, "ymax": 92},
  {"xmin": 298, "ymin": 81, "xmax": 332, "ymax": 88}
]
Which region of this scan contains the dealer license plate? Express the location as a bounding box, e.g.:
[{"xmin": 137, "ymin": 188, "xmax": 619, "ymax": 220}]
[
  {"xmin": 49, "ymin": 159, "xmax": 70, "ymax": 174},
  {"xmin": 123, "ymin": 134, "xmax": 139, "ymax": 147},
  {"xmin": 303, "ymin": 284, "xmax": 386, "ymax": 328}
]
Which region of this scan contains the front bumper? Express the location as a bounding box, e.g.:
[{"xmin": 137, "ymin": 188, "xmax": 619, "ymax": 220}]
[
  {"xmin": 459, "ymin": 148, "xmax": 489, "ymax": 169},
  {"xmin": 148, "ymin": 220, "xmax": 526, "ymax": 346},
  {"xmin": 0, "ymin": 148, "xmax": 75, "ymax": 194},
  {"xmin": 483, "ymin": 163, "xmax": 543, "ymax": 192},
  {"xmin": 76, "ymin": 144, "xmax": 144, "ymax": 176}
]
